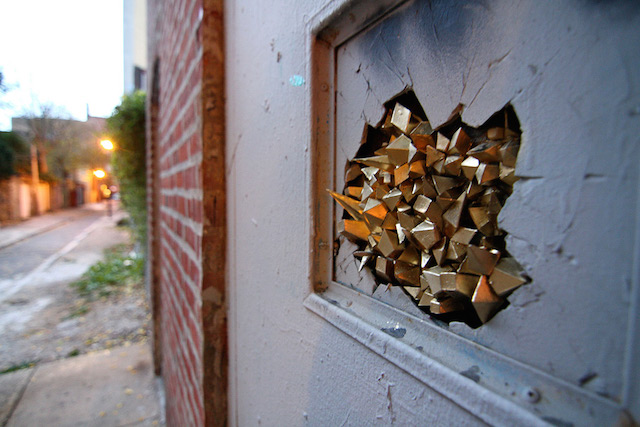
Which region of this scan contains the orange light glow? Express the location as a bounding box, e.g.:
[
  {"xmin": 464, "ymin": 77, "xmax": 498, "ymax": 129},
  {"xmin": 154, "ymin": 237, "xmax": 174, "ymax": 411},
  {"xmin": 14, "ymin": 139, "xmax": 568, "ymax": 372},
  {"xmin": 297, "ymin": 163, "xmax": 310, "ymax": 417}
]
[
  {"xmin": 100, "ymin": 140, "xmax": 114, "ymax": 150},
  {"xmin": 93, "ymin": 169, "xmax": 106, "ymax": 179}
]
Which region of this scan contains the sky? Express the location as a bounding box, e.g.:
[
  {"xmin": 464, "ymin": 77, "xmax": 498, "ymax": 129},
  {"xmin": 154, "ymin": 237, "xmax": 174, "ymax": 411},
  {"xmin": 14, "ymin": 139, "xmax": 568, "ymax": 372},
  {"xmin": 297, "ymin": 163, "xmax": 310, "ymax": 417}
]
[{"xmin": 0, "ymin": 0, "xmax": 124, "ymax": 131}]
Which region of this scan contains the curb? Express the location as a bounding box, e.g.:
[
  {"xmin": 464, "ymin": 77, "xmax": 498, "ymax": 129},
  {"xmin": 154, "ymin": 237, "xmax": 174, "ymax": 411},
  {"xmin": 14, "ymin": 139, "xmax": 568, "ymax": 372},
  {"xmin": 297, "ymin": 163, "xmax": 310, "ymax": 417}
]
[{"xmin": 0, "ymin": 220, "xmax": 69, "ymax": 251}]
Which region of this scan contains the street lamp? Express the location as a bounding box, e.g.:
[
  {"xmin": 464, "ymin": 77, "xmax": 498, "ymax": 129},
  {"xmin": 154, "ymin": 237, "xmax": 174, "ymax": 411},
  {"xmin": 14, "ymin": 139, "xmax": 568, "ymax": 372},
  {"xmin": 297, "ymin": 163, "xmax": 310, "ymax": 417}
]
[
  {"xmin": 93, "ymin": 169, "xmax": 106, "ymax": 179},
  {"xmin": 100, "ymin": 139, "xmax": 114, "ymax": 151}
]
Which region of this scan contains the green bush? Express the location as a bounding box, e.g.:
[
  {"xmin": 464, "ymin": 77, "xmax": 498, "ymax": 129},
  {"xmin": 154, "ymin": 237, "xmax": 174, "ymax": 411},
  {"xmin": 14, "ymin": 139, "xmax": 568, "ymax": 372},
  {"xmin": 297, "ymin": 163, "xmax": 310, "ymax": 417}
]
[
  {"xmin": 106, "ymin": 91, "xmax": 147, "ymax": 247},
  {"xmin": 71, "ymin": 244, "xmax": 144, "ymax": 298},
  {"xmin": 0, "ymin": 131, "xmax": 29, "ymax": 180}
]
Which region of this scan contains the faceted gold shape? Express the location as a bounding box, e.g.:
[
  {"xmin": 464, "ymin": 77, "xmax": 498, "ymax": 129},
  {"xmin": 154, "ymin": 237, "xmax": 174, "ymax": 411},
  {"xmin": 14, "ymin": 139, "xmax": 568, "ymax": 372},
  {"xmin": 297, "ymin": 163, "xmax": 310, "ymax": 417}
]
[
  {"xmin": 363, "ymin": 198, "xmax": 388, "ymax": 229},
  {"xmin": 499, "ymin": 164, "xmax": 518, "ymax": 185},
  {"xmin": 417, "ymin": 292, "xmax": 435, "ymax": 307},
  {"xmin": 432, "ymin": 176, "xmax": 460, "ymax": 194},
  {"xmin": 465, "ymin": 181, "xmax": 484, "ymax": 200},
  {"xmin": 390, "ymin": 103, "xmax": 412, "ymax": 134},
  {"xmin": 382, "ymin": 188, "xmax": 403, "ymax": 210},
  {"xmin": 444, "ymin": 155, "xmax": 463, "ymax": 176},
  {"xmin": 395, "ymin": 261, "xmax": 421, "ymax": 286},
  {"xmin": 431, "ymin": 158, "xmax": 446, "ymax": 174},
  {"xmin": 486, "ymin": 127, "xmax": 505, "ymax": 140},
  {"xmin": 442, "ymin": 192, "xmax": 466, "ymax": 230},
  {"xmin": 394, "ymin": 162, "xmax": 410, "ymax": 185},
  {"xmin": 361, "ymin": 166, "xmax": 379, "ymax": 180},
  {"xmin": 410, "ymin": 180, "xmax": 424, "ymax": 201},
  {"xmin": 399, "ymin": 182, "xmax": 413, "ymax": 202},
  {"xmin": 425, "ymin": 145, "xmax": 445, "ymax": 167},
  {"xmin": 480, "ymin": 188, "xmax": 502, "ymax": 215},
  {"xmin": 397, "ymin": 201, "xmax": 411, "ymax": 213},
  {"xmin": 476, "ymin": 163, "xmax": 500, "ymax": 184},
  {"xmin": 472, "ymin": 275, "xmax": 503, "ymax": 323},
  {"xmin": 361, "ymin": 182, "xmax": 374, "ymax": 201},
  {"xmin": 355, "ymin": 155, "xmax": 394, "ymax": 171},
  {"xmin": 464, "ymin": 245, "xmax": 501, "ymax": 275},
  {"xmin": 378, "ymin": 229, "xmax": 405, "ymax": 258},
  {"xmin": 338, "ymin": 219, "xmax": 369, "ymax": 242},
  {"xmin": 468, "ymin": 142, "xmax": 501, "ymax": 163},
  {"xmin": 328, "ymin": 190, "xmax": 363, "ymax": 220},
  {"xmin": 422, "ymin": 178, "xmax": 438, "ymax": 198},
  {"xmin": 404, "ymin": 286, "xmax": 422, "ymax": 300},
  {"xmin": 345, "ymin": 164, "xmax": 362, "ymax": 183},
  {"xmin": 456, "ymin": 273, "xmax": 480, "ymax": 298},
  {"xmin": 461, "ymin": 157, "xmax": 480, "ymax": 180},
  {"xmin": 446, "ymin": 241, "xmax": 467, "ymax": 261},
  {"xmin": 386, "ymin": 134, "xmax": 417, "ymax": 165},
  {"xmin": 420, "ymin": 266, "xmax": 448, "ymax": 294},
  {"xmin": 489, "ymin": 258, "xmax": 527, "ymax": 295},
  {"xmin": 427, "ymin": 297, "xmax": 440, "ymax": 311},
  {"xmin": 345, "ymin": 186, "xmax": 362, "ymax": 198},
  {"xmin": 432, "ymin": 239, "xmax": 448, "ymax": 266},
  {"xmin": 499, "ymin": 140, "xmax": 519, "ymax": 168},
  {"xmin": 398, "ymin": 246, "xmax": 420, "ymax": 266},
  {"xmin": 381, "ymin": 212, "xmax": 398, "ymax": 230},
  {"xmin": 375, "ymin": 183, "xmax": 390, "ymax": 199},
  {"xmin": 375, "ymin": 257, "xmax": 394, "ymax": 282},
  {"xmin": 395, "ymin": 223, "xmax": 406, "ymax": 244},
  {"xmin": 440, "ymin": 272, "xmax": 457, "ymax": 292},
  {"xmin": 469, "ymin": 206, "xmax": 497, "ymax": 236},
  {"xmin": 451, "ymin": 227, "xmax": 476, "ymax": 245},
  {"xmin": 430, "ymin": 296, "xmax": 464, "ymax": 314},
  {"xmin": 331, "ymin": 96, "xmax": 526, "ymax": 328},
  {"xmin": 450, "ymin": 128, "xmax": 471, "ymax": 155},
  {"xmin": 421, "ymin": 251, "xmax": 431, "ymax": 268},
  {"xmin": 398, "ymin": 212, "xmax": 419, "ymax": 230},
  {"xmin": 410, "ymin": 123, "xmax": 435, "ymax": 153},
  {"xmin": 410, "ymin": 220, "xmax": 441, "ymax": 251},
  {"xmin": 409, "ymin": 161, "xmax": 427, "ymax": 178},
  {"xmin": 412, "ymin": 194, "xmax": 430, "ymax": 214},
  {"xmin": 436, "ymin": 193, "xmax": 456, "ymax": 211},
  {"xmin": 436, "ymin": 133, "xmax": 450, "ymax": 152}
]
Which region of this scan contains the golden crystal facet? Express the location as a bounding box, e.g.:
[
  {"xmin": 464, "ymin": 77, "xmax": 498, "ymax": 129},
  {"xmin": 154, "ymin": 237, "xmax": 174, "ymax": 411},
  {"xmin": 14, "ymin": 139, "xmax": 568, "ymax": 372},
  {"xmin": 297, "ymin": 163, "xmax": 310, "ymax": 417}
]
[
  {"xmin": 472, "ymin": 275, "xmax": 503, "ymax": 323},
  {"xmin": 331, "ymin": 95, "xmax": 527, "ymax": 328}
]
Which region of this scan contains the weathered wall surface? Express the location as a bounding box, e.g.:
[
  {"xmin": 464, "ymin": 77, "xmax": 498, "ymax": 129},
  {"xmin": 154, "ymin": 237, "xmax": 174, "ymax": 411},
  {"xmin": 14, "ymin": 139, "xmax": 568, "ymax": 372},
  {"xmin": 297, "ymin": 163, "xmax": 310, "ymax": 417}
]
[
  {"xmin": 226, "ymin": 0, "xmax": 640, "ymax": 425},
  {"xmin": 147, "ymin": 0, "xmax": 206, "ymax": 425}
]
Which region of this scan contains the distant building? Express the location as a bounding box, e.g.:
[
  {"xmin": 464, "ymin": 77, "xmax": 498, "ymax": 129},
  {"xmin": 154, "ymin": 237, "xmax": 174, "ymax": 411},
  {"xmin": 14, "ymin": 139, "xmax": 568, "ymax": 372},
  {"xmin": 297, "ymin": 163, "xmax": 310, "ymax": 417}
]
[
  {"xmin": 123, "ymin": 0, "xmax": 147, "ymax": 93},
  {"xmin": 10, "ymin": 115, "xmax": 108, "ymax": 209}
]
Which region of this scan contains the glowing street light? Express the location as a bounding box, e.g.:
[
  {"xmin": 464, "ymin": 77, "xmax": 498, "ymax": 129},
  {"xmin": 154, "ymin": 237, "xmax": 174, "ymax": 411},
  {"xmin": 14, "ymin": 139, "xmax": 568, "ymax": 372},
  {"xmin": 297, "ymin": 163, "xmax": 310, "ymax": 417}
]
[
  {"xmin": 93, "ymin": 169, "xmax": 106, "ymax": 179},
  {"xmin": 100, "ymin": 139, "xmax": 114, "ymax": 151}
]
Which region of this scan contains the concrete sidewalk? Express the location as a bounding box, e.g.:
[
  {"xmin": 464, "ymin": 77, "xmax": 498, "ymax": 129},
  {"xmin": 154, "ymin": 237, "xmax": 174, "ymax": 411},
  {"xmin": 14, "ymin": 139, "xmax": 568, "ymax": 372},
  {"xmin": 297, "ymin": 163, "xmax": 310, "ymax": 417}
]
[
  {"xmin": 0, "ymin": 343, "xmax": 164, "ymax": 427},
  {"xmin": 0, "ymin": 203, "xmax": 118, "ymax": 251}
]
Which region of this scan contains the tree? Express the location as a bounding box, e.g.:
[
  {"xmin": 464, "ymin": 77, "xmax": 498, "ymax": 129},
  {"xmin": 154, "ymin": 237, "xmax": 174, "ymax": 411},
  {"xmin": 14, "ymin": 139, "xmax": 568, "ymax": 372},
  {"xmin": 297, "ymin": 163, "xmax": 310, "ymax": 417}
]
[
  {"xmin": 106, "ymin": 91, "xmax": 147, "ymax": 246},
  {"xmin": 0, "ymin": 131, "xmax": 29, "ymax": 180}
]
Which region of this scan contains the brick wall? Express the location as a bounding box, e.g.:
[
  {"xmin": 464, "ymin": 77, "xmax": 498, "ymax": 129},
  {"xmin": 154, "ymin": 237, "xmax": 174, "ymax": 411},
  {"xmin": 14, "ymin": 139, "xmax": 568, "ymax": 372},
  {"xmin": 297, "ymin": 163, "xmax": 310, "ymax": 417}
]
[{"xmin": 147, "ymin": 0, "xmax": 208, "ymax": 425}]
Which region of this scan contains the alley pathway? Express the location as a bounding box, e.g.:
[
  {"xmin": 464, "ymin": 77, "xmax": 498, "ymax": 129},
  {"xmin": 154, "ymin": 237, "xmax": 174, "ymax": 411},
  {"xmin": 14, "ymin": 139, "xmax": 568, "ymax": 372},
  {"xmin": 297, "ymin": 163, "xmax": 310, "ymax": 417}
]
[{"xmin": 0, "ymin": 204, "xmax": 164, "ymax": 426}]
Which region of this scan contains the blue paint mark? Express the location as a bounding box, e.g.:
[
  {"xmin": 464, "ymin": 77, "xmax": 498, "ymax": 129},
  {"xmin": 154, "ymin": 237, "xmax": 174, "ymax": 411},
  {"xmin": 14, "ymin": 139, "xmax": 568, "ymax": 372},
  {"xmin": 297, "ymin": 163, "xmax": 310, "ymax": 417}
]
[
  {"xmin": 289, "ymin": 75, "xmax": 305, "ymax": 86},
  {"xmin": 381, "ymin": 326, "xmax": 406, "ymax": 338}
]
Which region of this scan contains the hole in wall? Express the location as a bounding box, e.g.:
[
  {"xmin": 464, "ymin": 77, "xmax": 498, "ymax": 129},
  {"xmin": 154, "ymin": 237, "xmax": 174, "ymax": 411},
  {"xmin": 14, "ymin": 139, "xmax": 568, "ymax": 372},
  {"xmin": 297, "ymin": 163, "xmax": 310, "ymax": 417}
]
[{"xmin": 330, "ymin": 89, "xmax": 529, "ymax": 328}]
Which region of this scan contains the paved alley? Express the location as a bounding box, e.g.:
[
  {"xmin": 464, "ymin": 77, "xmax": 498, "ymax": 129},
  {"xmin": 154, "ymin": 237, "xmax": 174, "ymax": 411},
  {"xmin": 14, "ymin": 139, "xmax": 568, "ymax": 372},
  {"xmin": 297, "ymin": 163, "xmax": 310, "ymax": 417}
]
[{"xmin": 0, "ymin": 203, "xmax": 164, "ymax": 426}]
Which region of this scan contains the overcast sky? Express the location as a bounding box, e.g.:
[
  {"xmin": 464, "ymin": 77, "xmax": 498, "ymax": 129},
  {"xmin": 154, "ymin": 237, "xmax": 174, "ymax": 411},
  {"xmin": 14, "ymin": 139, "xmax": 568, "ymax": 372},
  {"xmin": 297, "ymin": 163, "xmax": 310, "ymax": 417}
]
[{"xmin": 0, "ymin": 0, "xmax": 123, "ymax": 131}]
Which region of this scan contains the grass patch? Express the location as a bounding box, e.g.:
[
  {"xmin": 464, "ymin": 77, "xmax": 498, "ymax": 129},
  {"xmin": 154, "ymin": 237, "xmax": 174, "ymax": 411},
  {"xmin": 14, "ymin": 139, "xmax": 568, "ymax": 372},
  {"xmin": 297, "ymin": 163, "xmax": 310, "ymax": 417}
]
[
  {"xmin": 67, "ymin": 349, "xmax": 80, "ymax": 357},
  {"xmin": 71, "ymin": 244, "xmax": 144, "ymax": 299},
  {"xmin": 1, "ymin": 361, "xmax": 37, "ymax": 375}
]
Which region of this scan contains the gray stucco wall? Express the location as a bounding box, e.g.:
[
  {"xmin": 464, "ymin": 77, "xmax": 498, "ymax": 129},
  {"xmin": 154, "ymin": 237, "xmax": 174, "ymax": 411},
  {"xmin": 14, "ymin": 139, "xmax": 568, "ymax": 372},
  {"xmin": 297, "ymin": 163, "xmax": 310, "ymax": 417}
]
[{"xmin": 225, "ymin": 0, "xmax": 640, "ymax": 424}]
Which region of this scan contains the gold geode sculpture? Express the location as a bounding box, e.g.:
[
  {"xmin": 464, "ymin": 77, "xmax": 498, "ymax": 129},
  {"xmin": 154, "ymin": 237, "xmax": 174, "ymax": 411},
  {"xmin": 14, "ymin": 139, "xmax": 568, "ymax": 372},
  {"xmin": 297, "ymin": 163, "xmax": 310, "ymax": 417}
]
[{"xmin": 330, "ymin": 90, "xmax": 529, "ymax": 328}]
